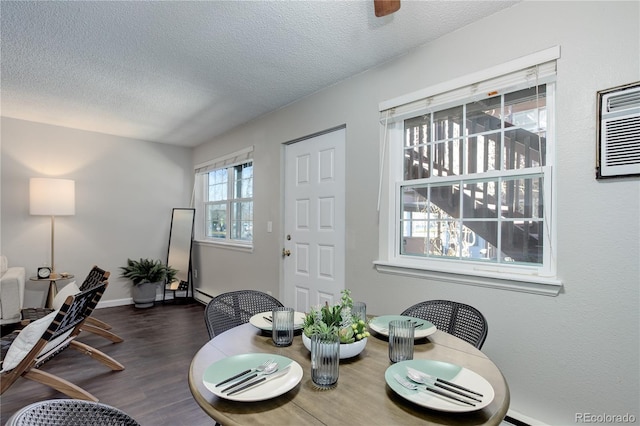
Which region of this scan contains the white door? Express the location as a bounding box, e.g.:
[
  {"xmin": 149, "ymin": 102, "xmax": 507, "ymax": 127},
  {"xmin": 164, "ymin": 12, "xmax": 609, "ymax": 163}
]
[{"xmin": 283, "ymin": 127, "xmax": 346, "ymax": 312}]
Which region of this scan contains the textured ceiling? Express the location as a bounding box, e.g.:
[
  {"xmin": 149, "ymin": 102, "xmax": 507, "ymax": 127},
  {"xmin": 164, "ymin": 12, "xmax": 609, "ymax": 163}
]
[{"xmin": 1, "ymin": 1, "xmax": 518, "ymax": 147}]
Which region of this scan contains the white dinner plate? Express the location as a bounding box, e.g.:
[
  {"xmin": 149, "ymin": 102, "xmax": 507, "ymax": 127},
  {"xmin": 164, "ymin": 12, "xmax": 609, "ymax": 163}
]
[
  {"xmin": 249, "ymin": 311, "xmax": 306, "ymax": 331},
  {"xmin": 385, "ymin": 359, "xmax": 495, "ymax": 413},
  {"xmin": 369, "ymin": 315, "xmax": 437, "ymax": 339},
  {"xmin": 203, "ymin": 353, "xmax": 303, "ymax": 402}
]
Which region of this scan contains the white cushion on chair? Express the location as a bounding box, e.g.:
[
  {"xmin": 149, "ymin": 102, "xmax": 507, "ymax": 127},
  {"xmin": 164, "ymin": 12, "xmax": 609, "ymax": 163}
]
[
  {"xmin": 1, "ymin": 311, "xmax": 57, "ymax": 372},
  {"xmin": 52, "ymin": 281, "xmax": 79, "ymax": 310}
]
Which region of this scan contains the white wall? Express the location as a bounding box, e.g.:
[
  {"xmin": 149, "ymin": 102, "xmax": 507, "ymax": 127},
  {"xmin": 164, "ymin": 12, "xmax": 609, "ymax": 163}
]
[
  {"xmin": 1, "ymin": 118, "xmax": 193, "ymax": 306},
  {"xmin": 192, "ymin": 1, "xmax": 639, "ymax": 424}
]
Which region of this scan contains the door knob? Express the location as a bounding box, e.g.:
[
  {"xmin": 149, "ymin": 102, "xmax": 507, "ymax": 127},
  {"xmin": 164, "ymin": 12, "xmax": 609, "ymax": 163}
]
[{"xmin": 282, "ymin": 249, "xmax": 291, "ymax": 257}]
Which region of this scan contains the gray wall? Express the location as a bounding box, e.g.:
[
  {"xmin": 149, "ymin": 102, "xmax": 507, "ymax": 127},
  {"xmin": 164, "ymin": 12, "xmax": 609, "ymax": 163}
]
[
  {"xmin": 192, "ymin": 2, "xmax": 639, "ymax": 424},
  {"xmin": 1, "ymin": 117, "xmax": 193, "ymax": 306}
]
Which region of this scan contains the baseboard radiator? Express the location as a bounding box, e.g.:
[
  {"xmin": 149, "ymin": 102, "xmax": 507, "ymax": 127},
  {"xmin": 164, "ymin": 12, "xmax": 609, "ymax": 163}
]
[
  {"xmin": 194, "ymin": 289, "xmax": 213, "ymax": 305},
  {"xmin": 504, "ymin": 410, "xmax": 548, "ymax": 426}
]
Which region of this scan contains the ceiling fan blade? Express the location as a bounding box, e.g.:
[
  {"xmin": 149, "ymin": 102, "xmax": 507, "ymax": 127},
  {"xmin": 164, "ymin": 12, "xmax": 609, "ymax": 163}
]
[{"xmin": 374, "ymin": 0, "xmax": 401, "ymax": 17}]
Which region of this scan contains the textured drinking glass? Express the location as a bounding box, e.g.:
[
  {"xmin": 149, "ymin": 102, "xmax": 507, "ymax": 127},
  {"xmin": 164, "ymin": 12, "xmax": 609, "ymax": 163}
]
[
  {"xmin": 311, "ymin": 334, "xmax": 340, "ymax": 388},
  {"xmin": 388, "ymin": 320, "xmax": 415, "ymax": 362},
  {"xmin": 271, "ymin": 307, "xmax": 294, "ymax": 347},
  {"xmin": 352, "ymin": 301, "xmax": 367, "ymax": 322}
]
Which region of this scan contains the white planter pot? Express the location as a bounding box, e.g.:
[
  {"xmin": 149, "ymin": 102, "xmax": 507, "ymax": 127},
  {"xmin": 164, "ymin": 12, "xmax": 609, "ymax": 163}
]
[
  {"xmin": 131, "ymin": 281, "xmax": 160, "ymax": 308},
  {"xmin": 302, "ymin": 333, "xmax": 367, "ymax": 359}
]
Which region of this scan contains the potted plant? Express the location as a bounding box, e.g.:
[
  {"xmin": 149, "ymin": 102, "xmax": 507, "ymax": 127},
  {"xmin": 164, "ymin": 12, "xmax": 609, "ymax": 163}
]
[
  {"xmin": 302, "ymin": 289, "xmax": 370, "ymax": 359},
  {"xmin": 120, "ymin": 258, "xmax": 177, "ymax": 308}
]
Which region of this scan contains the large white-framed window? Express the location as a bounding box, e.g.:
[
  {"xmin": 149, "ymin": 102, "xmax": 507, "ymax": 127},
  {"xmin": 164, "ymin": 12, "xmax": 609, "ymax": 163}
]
[
  {"xmin": 194, "ymin": 146, "xmax": 254, "ymax": 250},
  {"xmin": 375, "ymin": 47, "xmax": 563, "ymax": 295}
]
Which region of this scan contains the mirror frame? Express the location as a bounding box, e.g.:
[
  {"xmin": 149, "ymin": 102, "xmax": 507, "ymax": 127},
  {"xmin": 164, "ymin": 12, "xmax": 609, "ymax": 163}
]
[{"xmin": 165, "ymin": 208, "xmax": 195, "ymax": 299}]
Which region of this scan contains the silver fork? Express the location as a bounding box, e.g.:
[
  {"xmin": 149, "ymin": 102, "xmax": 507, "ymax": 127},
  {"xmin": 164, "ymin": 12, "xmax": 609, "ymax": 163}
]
[
  {"xmin": 221, "ymin": 362, "xmax": 278, "ymax": 393},
  {"xmin": 215, "ymin": 358, "xmax": 274, "ymax": 387},
  {"xmin": 393, "ymin": 374, "xmax": 476, "ymax": 407}
]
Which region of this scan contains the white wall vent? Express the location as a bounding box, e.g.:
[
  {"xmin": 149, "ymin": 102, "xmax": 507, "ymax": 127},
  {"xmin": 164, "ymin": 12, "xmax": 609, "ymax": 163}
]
[{"xmin": 597, "ymin": 82, "xmax": 640, "ymax": 179}]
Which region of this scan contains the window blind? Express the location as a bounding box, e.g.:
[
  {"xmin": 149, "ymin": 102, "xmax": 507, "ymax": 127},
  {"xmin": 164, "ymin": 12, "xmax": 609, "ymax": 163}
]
[
  {"xmin": 379, "ymin": 46, "xmax": 560, "ymax": 123},
  {"xmin": 194, "ymin": 146, "xmax": 254, "ymax": 174},
  {"xmin": 192, "ymin": 146, "xmax": 254, "ymax": 208}
]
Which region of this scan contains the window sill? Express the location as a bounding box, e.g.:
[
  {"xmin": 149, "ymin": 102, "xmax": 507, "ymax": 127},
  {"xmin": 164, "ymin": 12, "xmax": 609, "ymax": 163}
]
[
  {"xmin": 195, "ymin": 239, "xmax": 253, "ymax": 253},
  {"xmin": 373, "ymin": 260, "xmax": 563, "ymax": 296}
]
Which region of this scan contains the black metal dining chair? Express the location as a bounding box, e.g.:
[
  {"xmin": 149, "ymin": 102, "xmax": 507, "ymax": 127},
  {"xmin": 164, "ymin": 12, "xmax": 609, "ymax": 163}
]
[
  {"xmin": 204, "ymin": 290, "xmax": 284, "ymax": 338},
  {"xmin": 6, "ymin": 399, "xmax": 140, "ymax": 425},
  {"xmin": 401, "ymin": 299, "xmax": 488, "ymax": 349}
]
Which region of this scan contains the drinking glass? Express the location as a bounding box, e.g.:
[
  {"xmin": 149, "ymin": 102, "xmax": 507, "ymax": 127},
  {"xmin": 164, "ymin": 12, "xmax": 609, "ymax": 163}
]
[
  {"xmin": 311, "ymin": 333, "xmax": 340, "ymax": 388},
  {"xmin": 352, "ymin": 301, "xmax": 367, "ymax": 322},
  {"xmin": 271, "ymin": 307, "xmax": 294, "ymax": 347},
  {"xmin": 388, "ymin": 320, "xmax": 414, "ymax": 362}
]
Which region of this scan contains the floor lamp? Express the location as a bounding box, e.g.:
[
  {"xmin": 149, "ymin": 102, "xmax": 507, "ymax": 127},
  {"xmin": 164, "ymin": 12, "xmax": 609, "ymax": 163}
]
[{"xmin": 29, "ymin": 178, "xmax": 75, "ymax": 280}]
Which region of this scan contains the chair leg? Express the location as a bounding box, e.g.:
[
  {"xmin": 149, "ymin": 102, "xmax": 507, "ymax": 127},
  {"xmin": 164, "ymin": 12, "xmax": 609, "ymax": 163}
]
[
  {"xmin": 0, "ymin": 369, "xmax": 22, "ymax": 394},
  {"xmin": 23, "ymin": 368, "xmax": 99, "ymax": 401},
  {"xmin": 69, "ymin": 341, "xmax": 125, "ymax": 371},
  {"xmin": 81, "ymin": 323, "xmax": 124, "ymax": 343},
  {"xmin": 85, "ymin": 316, "xmax": 112, "ymax": 330}
]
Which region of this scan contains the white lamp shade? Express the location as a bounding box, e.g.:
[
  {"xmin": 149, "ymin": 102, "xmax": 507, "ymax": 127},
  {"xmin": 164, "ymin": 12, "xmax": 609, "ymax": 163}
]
[{"xmin": 30, "ymin": 178, "xmax": 75, "ymax": 216}]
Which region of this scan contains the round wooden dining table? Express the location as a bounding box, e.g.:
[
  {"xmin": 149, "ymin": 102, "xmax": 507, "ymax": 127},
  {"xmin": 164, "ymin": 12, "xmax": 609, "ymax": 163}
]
[{"xmin": 189, "ymin": 322, "xmax": 510, "ymax": 425}]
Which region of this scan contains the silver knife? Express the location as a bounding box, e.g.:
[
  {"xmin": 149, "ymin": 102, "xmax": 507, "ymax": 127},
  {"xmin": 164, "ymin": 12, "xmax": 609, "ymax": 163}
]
[
  {"xmin": 226, "ymin": 365, "xmax": 291, "ymax": 396},
  {"xmin": 407, "ymin": 367, "xmax": 483, "ymax": 397}
]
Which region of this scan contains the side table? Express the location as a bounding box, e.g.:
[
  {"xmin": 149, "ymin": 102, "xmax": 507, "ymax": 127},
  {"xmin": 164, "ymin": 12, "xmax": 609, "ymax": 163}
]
[{"xmin": 29, "ymin": 274, "xmax": 75, "ymax": 308}]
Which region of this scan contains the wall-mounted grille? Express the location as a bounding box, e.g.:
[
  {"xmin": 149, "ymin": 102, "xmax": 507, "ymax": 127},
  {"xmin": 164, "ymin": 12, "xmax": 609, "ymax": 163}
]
[{"xmin": 597, "ymin": 82, "xmax": 640, "ymax": 179}]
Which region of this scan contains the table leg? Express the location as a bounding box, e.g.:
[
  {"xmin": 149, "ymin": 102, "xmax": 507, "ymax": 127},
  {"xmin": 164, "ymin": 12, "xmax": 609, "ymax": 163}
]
[{"xmin": 46, "ymin": 280, "xmax": 58, "ymax": 308}]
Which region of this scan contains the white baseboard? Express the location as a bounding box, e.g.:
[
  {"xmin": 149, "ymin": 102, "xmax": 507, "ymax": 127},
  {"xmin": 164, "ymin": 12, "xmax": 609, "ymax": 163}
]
[
  {"xmin": 96, "ymin": 298, "xmax": 132, "ymax": 308},
  {"xmin": 95, "ymin": 293, "xmax": 174, "ymax": 309}
]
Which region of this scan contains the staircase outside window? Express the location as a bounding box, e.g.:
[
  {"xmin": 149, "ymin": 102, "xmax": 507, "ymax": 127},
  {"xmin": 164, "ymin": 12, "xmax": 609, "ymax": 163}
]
[{"xmin": 400, "ymin": 85, "xmax": 547, "ymax": 266}]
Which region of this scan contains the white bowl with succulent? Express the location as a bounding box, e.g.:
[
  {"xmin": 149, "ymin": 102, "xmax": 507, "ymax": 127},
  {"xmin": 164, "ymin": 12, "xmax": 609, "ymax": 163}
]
[{"xmin": 301, "ymin": 289, "xmax": 370, "ymax": 359}]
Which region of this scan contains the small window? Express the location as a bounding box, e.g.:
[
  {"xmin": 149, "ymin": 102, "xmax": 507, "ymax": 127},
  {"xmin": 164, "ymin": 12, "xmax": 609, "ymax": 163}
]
[{"xmin": 194, "ymin": 147, "xmax": 253, "ymax": 247}]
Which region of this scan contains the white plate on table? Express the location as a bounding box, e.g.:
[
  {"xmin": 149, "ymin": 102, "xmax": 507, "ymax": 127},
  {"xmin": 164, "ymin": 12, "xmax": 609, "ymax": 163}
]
[
  {"xmin": 369, "ymin": 315, "xmax": 437, "ymax": 339},
  {"xmin": 203, "ymin": 353, "xmax": 303, "ymax": 402},
  {"xmin": 385, "ymin": 359, "xmax": 494, "ymax": 413},
  {"xmin": 249, "ymin": 311, "xmax": 306, "ymax": 331}
]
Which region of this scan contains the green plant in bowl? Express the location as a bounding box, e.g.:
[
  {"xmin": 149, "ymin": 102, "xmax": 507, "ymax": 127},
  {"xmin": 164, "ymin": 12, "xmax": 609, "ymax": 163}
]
[{"xmin": 302, "ymin": 289, "xmax": 369, "ymax": 343}]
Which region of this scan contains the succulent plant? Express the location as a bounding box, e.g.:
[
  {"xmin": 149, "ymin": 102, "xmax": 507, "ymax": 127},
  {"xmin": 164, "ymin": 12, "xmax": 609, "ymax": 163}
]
[{"xmin": 302, "ymin": 289, "xmax": 369, "ymax": 343}]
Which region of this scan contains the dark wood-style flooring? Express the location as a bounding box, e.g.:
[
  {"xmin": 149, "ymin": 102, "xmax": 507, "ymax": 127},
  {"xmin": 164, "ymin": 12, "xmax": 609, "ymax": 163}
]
[{"xmin": 1, "ymin": 301, "xmax": 216, "ymax": 425}]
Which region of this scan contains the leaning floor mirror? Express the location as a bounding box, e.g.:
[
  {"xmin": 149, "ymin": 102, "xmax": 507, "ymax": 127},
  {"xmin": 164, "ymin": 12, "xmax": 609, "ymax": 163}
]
[{"xmin": 164, "ymin": 208, "xmax": 195, "ymax": 302}]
